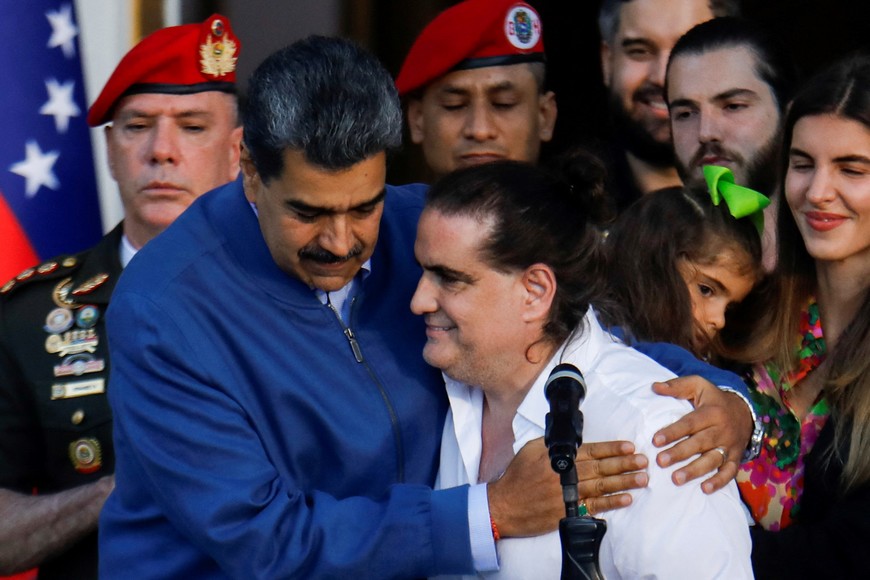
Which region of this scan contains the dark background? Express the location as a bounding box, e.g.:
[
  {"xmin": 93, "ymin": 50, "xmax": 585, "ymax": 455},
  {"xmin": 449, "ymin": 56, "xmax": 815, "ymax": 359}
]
[{"xmin": 180, "ymin": 0, "xmax": 868, "ymax": 183}]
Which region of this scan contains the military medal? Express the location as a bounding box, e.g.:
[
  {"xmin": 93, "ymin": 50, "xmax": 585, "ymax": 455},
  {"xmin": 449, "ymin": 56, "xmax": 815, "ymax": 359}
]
[
  {"xmin": 75, "ymin": 305, "xmax": 100, "ymax": 329},
  {"xmin": 52, "ymin": 277, "xmax": 76, "ymax": 308},
  {"xmin": 45, "ymin": 307, "xmax": 74, "ymax": 333},
  {"xmin": 37, "ymin": 261, "xmax": 59, "ymax": 275},
  {"xmin": 69, "ymin": 437, "xmax": 102, "ymax": 474},
  {"xmin": 15, "ymin": 267, "xmax": 35, "ymax": 281},
  {"xmin": 71, "ymin": 273, "xmax": 109, "ymax": 297},
  {"xmin": 54, "ymin": 353, "xmax": 106, "ymax": 377},
  {"xmin": 45, "ymin": 329, "xmax": 98, "ymax": 356}
]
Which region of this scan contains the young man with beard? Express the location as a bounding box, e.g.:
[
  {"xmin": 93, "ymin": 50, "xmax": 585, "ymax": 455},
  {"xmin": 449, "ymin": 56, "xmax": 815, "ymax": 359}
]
[
  {"xmin": 666, "ymin": 17, "xmax": 798, "ymax": 270},
  {"xmin": 597, "ymin": 0, "xmax": 739, "ymax": 213}
]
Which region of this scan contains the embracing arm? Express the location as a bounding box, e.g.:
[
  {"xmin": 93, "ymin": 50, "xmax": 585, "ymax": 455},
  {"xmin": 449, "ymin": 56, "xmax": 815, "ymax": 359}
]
[
  {"xmin": 102, "ymin": 293, "xmax": 475, "ymax": 579},
  {"xmin": 632, "ymin": 341, "xmax": 754, "ymax": 492},
  {"xmin": 488, "ymin": 438, "xmax": 648, "ymax": 537},
  {"xmin": 0, "ymin": 478, "xmax": 113, "ymax": 574}
]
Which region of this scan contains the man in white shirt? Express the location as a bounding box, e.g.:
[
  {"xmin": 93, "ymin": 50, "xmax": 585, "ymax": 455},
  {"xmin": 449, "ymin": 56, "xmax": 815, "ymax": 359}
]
[{"xmin": 411, "ymin": 160, "xmax": 752, "ymax": 578}]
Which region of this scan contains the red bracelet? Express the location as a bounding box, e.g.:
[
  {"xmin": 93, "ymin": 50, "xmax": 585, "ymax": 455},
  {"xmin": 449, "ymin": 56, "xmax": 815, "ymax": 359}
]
[{"xmin": 490, "ymin": 516, "xmax": 501, "ymax": 542}]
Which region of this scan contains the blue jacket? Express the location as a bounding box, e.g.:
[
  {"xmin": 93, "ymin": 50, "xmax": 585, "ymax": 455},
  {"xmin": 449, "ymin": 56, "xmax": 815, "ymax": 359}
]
[
  {"xmin": 99, "ymin": 178, "xmax": 469, "ymax": 578},
  {"xmin": 610, "ymin": 327, "xmax": 750, "ymax": 399}
]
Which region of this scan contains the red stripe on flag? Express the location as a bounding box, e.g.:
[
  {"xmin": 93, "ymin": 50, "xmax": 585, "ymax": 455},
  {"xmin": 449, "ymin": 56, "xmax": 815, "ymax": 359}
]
[{"xmin": 0, "ymin": 191, "xmax": 39, "ymax": 283}]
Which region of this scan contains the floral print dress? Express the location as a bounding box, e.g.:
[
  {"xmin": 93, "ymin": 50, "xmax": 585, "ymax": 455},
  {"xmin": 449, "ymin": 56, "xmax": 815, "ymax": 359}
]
[{"xmin": 737, "ymin": 300, "xmax": 830, "ymax": 530}]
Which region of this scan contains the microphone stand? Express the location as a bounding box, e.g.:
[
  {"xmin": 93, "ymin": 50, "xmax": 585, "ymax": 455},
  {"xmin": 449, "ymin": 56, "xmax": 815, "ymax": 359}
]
[{"xmin": 545, "ymin": 366, "xmax": 607, "ymax": 580}]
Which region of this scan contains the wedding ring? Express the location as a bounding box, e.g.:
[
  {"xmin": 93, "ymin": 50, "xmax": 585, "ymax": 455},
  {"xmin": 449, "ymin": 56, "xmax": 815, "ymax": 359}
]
[
  {"xmin": 578, "ymin": 500, "xmax": 589, "ymax": 517},
  {"xmin": 713, "ymin": 446, "xmax": 727, "ymax": 466}
]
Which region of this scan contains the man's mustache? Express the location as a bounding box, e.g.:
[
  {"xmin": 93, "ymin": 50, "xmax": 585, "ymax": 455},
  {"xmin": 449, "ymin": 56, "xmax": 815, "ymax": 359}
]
[{"xmin": 299, "ymin": 244, "xmax": 363, "ymax": 264}]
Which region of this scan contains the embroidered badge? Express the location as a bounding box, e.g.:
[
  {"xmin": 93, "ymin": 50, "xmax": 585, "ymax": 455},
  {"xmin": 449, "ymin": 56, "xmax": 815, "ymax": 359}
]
[
  {"xmin": 505, "ymin": 5, "xmax": 541, "ymax": 50},
  {"xmin": 199, "ymin": 17, "xmax": 238, "ymax": 78}
]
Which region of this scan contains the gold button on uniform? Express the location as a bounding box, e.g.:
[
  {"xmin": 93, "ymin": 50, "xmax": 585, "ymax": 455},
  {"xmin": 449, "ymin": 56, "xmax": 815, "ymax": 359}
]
[{"xmin": 71, "ymin": 409, "xmax": 85, "ymax": 425}]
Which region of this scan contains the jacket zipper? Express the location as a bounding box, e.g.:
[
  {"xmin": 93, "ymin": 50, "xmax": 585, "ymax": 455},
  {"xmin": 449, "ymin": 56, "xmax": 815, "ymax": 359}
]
[{"xmin": 327, "ymin": 297, "xmax": 405, "ymax": 482}]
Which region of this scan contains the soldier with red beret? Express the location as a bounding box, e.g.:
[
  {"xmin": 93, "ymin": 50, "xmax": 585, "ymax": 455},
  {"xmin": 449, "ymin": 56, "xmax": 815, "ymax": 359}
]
[
  {"xmin": 397, "ymin": 0, "xmax": 558, "ymax": 178},
  {"xmin": 0, "ymin": 15, "xmax": 242, "ymax": 579}
]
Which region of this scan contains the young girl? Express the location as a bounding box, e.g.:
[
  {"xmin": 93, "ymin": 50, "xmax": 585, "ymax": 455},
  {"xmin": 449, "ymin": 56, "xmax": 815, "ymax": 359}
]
[{"xmin": 605, "ymin": 166, "xmax": 769, "ymax": 363}]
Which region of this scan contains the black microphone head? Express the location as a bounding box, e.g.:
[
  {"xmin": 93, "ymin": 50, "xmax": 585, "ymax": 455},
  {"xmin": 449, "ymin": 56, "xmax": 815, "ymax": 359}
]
[
  {"xmin": 544, "ymin": 363, "xmax": 586, "ymax": 473},
  {"xmin": 545, "ymin": 363, "xmax": 587, "ymax": 405}
]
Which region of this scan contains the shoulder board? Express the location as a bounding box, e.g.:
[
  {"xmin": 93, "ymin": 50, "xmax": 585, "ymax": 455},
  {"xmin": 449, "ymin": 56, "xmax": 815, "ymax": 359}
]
[{"xmin": 0, "ymin": 256, "xmax": 81, "ymax": 297}]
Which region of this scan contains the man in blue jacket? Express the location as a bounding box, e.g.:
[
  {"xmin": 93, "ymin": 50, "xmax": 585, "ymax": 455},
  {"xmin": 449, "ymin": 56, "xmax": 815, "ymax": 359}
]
[{"xmin": 98, "ymin": 35, "xmax": 609, "ymax": 579}]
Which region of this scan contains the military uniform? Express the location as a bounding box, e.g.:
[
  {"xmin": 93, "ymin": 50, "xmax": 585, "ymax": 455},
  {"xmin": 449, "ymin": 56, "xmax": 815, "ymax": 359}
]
[
  {"xmin": 0, "ymin": 11, "xmax": 240, "ymax": 578},
  {"xmin": 0, "ymin": 224, "xmax": 122, "ymax": 579}
]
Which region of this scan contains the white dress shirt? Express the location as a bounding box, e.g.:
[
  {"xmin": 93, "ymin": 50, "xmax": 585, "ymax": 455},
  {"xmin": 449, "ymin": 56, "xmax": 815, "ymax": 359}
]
[{"xmin": 435, "ymin": 310, "xmax": 752, "ymax": 579}]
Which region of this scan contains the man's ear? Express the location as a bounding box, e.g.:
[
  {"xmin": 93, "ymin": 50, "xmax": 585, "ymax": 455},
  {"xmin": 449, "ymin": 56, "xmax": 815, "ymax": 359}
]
[
  {"xmin": 407, "ymin": 98, "xmax": 425, "ymax": 145},
  {"xmin": 538, "ymin": 91, "xmax": 558, "ymax": 143},
  {"xmin": 227, "ymin": 126, "xmax": 244, "ymax": 181},
  {"xmin": 240, "ymin": 144, "xmax": 261, "ymax": 204},
  {"xmin": 522, "ymin": 263, "xmax": 556, "ymax": 322},
  {"xmin": 104, "ymin": 126, "xmax": 118, "ymax": 181},
  {"xmin": 600, "ymin": 41, "xmax": 612, "ymax": 88}
]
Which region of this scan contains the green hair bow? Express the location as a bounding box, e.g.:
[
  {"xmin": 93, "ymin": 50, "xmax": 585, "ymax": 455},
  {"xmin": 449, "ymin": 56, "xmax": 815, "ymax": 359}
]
[{"xmin": 703, "ymin": 165, "xmax": 771, "ymax": 235}]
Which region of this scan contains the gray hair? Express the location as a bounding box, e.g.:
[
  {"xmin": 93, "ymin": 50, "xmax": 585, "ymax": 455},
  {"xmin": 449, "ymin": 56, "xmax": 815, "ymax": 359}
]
[
  {"xmin": 597, "ymin": 0, "xmax": 741, "ymax": 45},
  {"xmin": 243, "ymin": 35, "xmax": 402, "ymax": 182}
]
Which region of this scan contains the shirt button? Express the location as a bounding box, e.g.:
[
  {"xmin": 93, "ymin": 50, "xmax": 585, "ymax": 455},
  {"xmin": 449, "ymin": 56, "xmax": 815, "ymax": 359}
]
[{"xmin": 71, "ymin": 409, "xmax": 85, "ymax": 425}]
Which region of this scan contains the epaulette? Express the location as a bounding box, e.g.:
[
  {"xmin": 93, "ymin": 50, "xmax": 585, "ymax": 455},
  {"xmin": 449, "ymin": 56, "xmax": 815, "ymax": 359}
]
[{"xmin": 0, "ymin": 256, "xmax": 81, "ymax": 297}]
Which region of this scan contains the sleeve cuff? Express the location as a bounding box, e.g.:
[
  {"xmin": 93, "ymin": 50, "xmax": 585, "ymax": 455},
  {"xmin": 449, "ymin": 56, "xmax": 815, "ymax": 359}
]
[{"xmin": 469, "ymin": 483, "xmax": 499, "ymax": 572}]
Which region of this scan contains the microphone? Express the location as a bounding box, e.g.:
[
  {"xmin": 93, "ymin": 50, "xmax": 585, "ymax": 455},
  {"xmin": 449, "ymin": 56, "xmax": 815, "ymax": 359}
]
[
  {"xmin": 545, "ymin": 363, "xmax": 607, "ymax": 580},
  {"xmin": 544, "ymin": 363, "xmax": 586, "ymax": 474}
]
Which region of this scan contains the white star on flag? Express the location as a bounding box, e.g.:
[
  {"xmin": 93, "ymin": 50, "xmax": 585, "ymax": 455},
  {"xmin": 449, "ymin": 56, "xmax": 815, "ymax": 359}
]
[
  {"xmin": 9, "ymin": 140, "xmax": 60, "ymax": 197},
  {"xmin": 46, "ymin": 4, "xmax": 78, "ymax": 59},
  {"xmin": 40, "ymin": 78, "xmax": 80, "ymax": 133}
]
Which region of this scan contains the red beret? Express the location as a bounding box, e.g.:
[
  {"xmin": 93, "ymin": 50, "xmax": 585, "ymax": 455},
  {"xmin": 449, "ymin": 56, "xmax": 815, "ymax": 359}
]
[
  {"xmin": 87, "ymin": 14, "xmax": 241, "ymax": 127},
  {"xmin": 396, "ymin": 0, "xmax": 545, "ymax": 97}
]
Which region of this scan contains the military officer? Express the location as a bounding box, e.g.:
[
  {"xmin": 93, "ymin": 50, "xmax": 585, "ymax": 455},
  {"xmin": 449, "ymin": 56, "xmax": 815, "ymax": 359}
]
[
  {"xmin": 0, "ymin": 14, "xmax": 242, "ymax": 579},
  {"xmin": 395, "ymin": 0, "xmax": 558, "ymax": 179}
]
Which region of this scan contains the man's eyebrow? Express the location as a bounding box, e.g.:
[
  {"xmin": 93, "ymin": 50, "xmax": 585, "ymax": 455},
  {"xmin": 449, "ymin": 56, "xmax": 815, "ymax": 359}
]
[
  {"xmin": 668, "ymin": 97, "xmax": 698, "ymax": 110},
  {"xmin": 286, "ymin": 188, "xmax": 386, "ymax": 214},
  {"xmin": 789, "ymin": 147, "xmax": 811, "ymax": 159},
  {"xmin": 421, "ymin": 263, "xmax": 474, "ymax": 284},
  {"xmin": 712, "ymin": 88, "xmax": 760, "ymax": 102},
  {"xmin": 116, "ymin": 109, "xmax": 214, "ymax": 121},
  {"xmin": 620, "ymin": 37, "xmax": 655, "ymax": 51}
]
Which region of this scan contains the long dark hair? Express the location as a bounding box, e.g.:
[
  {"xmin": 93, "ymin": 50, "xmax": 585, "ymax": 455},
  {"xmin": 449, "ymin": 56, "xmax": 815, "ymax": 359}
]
[
  {"xmin": 748, "ymin": 53, "xmax": 870, "ymax": 491},
  {"xmin": 605, "ymin": 184, "xmax": 763, "ymax": 359},
  {"xmin": 425, "ymin": 158, "xmax": 610, "ymax": 348}
]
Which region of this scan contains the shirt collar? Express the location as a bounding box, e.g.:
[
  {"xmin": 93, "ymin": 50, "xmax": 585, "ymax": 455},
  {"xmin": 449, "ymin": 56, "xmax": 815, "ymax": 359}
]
[{"xmin": 120, "ymin": 234, "xmax": 138, "ymax": 268}]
